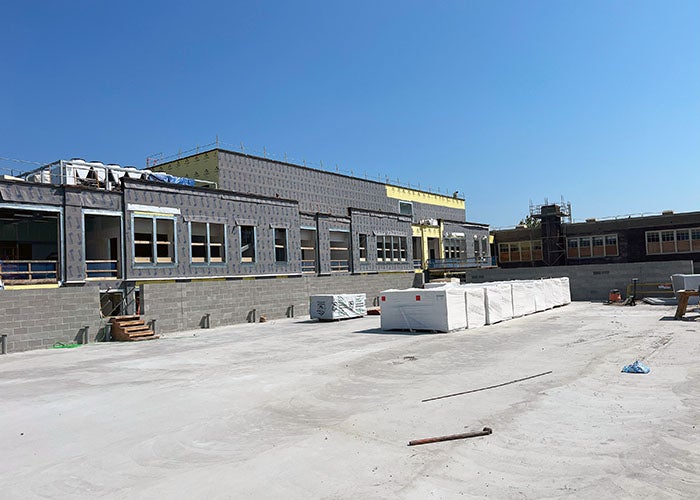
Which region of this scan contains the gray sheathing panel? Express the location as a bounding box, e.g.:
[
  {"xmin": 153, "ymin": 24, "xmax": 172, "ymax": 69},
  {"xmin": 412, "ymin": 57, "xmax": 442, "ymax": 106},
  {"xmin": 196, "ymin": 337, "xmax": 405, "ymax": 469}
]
[
  {"xmin": 443, "ymin": 221, "xmax": 491, "ymax": 259},
  {"xmin": 350, "ymin": 210, "xmax": 413, "ymax": 273},
  {"xmin": 63, "ymin": 190, "xmax": 123, "ymax": 283},
  {"xmin": 316, "ymin": 215, "xmax": 351, "ymax": 275},
  {"xmin": 122, "ymin": 182, "xmax": 300, "ymax": 279},
  {"xmin": 64, "ymin": 188, "xmax": 122, "ymax": 211},
  {"xmin": 0, "ymin": 182, "xmax": 63, "ymax": 205},
  {"xmin": 411, "ymin": 201, "xmax": 465, "ymax": 223},
  {"xmin": 64, "ymin": 204, "xmax": 85, "ymax": 282},
  {"xmin": 217, "ymin": 151, "xmax": 466, "ymax": 222}
]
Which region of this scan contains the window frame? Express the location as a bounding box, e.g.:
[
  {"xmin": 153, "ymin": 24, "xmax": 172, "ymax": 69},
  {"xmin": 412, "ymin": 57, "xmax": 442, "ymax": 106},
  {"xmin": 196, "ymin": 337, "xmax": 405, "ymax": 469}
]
[
  {"xmin": 132, "ymin": 214, "xmax": 177, "ymax": 267},
  {"xmin": 567, "ymin": 234, "xmax": 618, "ymax": 258},
  {"xmin": 189, "ymin": 221, "xmax": 226, "ymax": 265},
  {"xmin": 239, "ymin": 225, "xmax": 257, "ymax": 264},
  {"xmin": 273, "ymin": 227, "xmax": 288, "ymax": 263}
]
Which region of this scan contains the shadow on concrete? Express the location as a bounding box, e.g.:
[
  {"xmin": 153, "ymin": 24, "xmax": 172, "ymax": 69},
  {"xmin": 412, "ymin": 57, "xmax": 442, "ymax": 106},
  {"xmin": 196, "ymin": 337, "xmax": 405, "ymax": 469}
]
[
  {"xmin": 353, "ymin": 327, "xmax": 440, "ymax": 336},
  {"xmin": 659, "ymin": 315, "xmax": 700, "ymax": 321}
]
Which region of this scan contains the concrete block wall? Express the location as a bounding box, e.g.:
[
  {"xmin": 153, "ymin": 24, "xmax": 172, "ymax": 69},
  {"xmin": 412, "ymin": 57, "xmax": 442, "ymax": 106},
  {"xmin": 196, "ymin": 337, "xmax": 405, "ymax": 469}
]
[
  {"xmin": 142, "ymin": 272, "xmax": 422, "ymax": 333},
  {"xmin": 461, "ymin": 260, "xmax": 694, "ymax": 301},
  {"xmin": 0, "ymin": 287, "xmax": 102, "ymax": 353}
]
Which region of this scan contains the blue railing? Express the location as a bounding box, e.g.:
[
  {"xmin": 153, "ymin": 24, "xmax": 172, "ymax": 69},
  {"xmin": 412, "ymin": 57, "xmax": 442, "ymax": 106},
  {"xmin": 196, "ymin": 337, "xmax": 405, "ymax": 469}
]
[
  {"xmin": 0, "ymin": 260, "xmax": 58, "ymax": 283},
  {"xmin": 86, "ymin": 260, "xmax": 119, "ymax": 279},
  {"xmin": 330, "ymin": 260, "xmax": 349, "ymax": 272},
  {"xmin": 427, "ymin": 258, "xmax": 492, "ymax": 269}
]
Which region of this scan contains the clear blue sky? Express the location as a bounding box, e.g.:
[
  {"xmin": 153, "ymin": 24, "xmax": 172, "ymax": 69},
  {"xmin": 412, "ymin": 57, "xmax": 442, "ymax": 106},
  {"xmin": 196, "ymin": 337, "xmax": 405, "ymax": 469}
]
[{"xmin": 2, "ymin": 1, "xmax": 698, "ymax": 227}]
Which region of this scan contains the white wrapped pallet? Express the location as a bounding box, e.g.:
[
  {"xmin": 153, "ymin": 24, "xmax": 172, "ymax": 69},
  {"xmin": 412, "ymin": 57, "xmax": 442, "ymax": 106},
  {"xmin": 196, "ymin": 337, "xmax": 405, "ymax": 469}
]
[
  {"xmin": 511, "ymin": 281, "xmax": 537, "ymax": 317},
  {"xmin": 483, "ymin": 283, "xmax": 513, "ymax": 325},
  {"xmin": 380, "ymin": 287, "xmax": 467, "ymax": 332},
  {"xmin": 464, "ymin": 286, "xmax": 486, "ymax": 328},
  {"xmin": 533, "ymin": 280, "xmax": 549, "ymax": 311},
  {"xmin": 309, "ymin": 294, "xmax": 367, "ymax": 320},
  {"xmin": 541, "ymin": 279, "xmax": 558, "ymax": 309},
  {"xmin": 555, "ymin": 277, "xmax": 571, "ymax": 305}
]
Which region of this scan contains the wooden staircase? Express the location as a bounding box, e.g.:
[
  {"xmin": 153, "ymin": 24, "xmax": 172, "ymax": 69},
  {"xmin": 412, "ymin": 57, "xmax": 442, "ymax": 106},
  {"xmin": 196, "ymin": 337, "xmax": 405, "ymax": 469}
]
[{"xmin": 109, "ymin": 315, "xmax": 159, "ymax": 342}]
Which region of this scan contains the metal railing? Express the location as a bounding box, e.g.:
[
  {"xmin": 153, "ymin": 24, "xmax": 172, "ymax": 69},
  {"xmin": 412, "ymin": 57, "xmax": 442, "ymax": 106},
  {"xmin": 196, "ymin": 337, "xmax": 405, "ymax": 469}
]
[
  {"xmin": 413, "ymin": 259, "xmax": 423, "ymax": 269},
  {"xmin": 427, "ymin": 258, "xmax": 492, "ymax": 270},
  {"xmin": 330, "ymin": 260, "xmax": 349, "ymax": 272},
  {"xmin": 0, "ymin": 260, "xmax": 58, "ymax": 284},
  {"xmin": 86, "ymin": 260, "xmax": 119, "ymax": 279},
  {"xmin": 301, "ymin": 260, "xmax": 317, "ymax": 273}
]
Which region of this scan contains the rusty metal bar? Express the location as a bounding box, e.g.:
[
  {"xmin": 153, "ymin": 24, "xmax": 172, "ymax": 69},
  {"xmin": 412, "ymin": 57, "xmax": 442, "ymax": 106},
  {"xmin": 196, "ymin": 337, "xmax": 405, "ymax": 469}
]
[{"xmin": 408, "ymin": 427, "xmax": 492, "ymax": 446}]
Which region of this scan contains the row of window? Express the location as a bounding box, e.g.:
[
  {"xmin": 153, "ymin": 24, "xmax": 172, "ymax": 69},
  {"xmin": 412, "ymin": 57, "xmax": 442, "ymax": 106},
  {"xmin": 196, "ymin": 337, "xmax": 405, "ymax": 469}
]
[
  {"xmin": 132, "ymin": 216, "xmax": 414, "ymax": 270},
  {"xmin": 444, "ymin": 236, "xmax": 489, "ymax": 259},
  {"xmin": 646, "ymin": 228, "xmax": 700, "ymax": 255},
  {"xmin": 134, "ymin": 216, "xmax": 291, "ymax": 266},
  {"xmin": 567, "ymin": 235, "xmax": 619, "ymax": 258},
  {"xmin": 498, "ymin": 240, "xmax": 543, "ymax": 263}
]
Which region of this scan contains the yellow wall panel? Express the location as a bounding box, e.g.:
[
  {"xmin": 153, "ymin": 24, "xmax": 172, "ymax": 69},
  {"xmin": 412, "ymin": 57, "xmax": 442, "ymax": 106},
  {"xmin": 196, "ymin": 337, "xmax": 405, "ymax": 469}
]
[{"xmin": 386, "ymin": 185, "xmax": 465, "ymax": 210}]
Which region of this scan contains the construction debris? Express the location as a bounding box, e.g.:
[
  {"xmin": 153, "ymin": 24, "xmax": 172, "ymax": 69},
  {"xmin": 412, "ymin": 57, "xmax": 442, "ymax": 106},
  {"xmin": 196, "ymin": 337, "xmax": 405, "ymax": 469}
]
[
  {"xmin": 622, "ymin": 360, "xmax": 650, "ymax": 374},
  {"xmin": 422, "ymin": 371, "xmax": 553, "ymax": 402},
  {"xmin": 408, "ymin": 427, "xmax": 492, "ymax": 446}
]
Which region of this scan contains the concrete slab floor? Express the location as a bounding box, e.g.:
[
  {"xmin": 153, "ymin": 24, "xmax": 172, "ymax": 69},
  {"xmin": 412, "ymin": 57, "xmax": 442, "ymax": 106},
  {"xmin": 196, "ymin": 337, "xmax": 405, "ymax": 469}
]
[{"xmin": 0, "ymin": 302, "xmax": 698, "ymax": 499}]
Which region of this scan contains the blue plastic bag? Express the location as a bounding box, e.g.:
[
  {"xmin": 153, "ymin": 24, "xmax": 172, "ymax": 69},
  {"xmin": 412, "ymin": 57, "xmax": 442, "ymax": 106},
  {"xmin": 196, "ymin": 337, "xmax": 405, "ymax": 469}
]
[{"xmin": 621, "ymin": 360, "xmax": 650, "ymax": 374}]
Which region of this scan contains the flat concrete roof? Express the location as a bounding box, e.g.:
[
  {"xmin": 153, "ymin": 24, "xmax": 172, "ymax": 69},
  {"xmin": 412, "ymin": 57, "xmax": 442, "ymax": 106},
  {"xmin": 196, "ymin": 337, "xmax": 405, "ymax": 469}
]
[{"xmin": 1, "ymin": 302, "xmax": 698, "ymax": 498}]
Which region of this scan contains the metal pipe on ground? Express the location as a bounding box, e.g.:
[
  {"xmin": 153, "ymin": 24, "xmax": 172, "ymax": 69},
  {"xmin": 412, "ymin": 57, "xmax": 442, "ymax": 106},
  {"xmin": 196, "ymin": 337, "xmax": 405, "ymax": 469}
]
[{"xmin": 408, "ymin": 427, "xmax": 492, "ymax": 446}]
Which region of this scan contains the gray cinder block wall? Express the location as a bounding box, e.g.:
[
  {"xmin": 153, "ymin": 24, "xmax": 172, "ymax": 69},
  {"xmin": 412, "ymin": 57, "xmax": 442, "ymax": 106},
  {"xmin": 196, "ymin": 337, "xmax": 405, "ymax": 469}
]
[
  {"xmin": 0, "ymin": 287, "xmax": 102, "ymax": 353},
  {"xmin": 141, "ymin": 272, "xmax": 422, "ymax": 333},
  {"xmin": 462, "ymin": 260, "xmax": 694, "ymax": 301}
]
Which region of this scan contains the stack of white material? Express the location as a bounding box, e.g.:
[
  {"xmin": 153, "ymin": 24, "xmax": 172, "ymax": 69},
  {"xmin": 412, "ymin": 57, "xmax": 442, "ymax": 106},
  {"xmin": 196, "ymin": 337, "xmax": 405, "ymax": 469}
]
[
  {"xmin": 380, "ymin": 277, "xmax": 570, "ymax": 332},
  {"xmin": 510, "ymin": 280, "xmax": 538, "ymax": 317},
  {"xmin": 380, "ymin": 287, "xmax": 467, "ymax": 332},
  {"xmin": 464, "ymin": 286, "xmax": 487, "ymax": 328},
  {"xmin": 482, "ymin": 282, "xmax": 513, "ymax": 325},
  {"xmin": 309, "ymin": 294, "xmax": 367, "ymax": 320}
]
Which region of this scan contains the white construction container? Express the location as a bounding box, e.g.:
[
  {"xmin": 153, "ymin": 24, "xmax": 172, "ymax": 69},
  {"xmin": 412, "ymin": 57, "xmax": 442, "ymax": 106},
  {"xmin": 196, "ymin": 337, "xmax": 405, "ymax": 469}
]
[
  {"xmin": 380, "ymin": 287, "xmax": 467, "ymax": 332},
  {"xmin": 309, "ymin": 294, "xmax": 367, "ymax": 320},
  {"xmin": 464, "ymin": 286, "xmax": 487, "ymax": 328},
  {"xmin": 483, "ymin": 283, "xmax": 513, "ymax": 325},
  {"xmin": 510, "ymin": 281, "xmax": 537, "ymax": 317}
]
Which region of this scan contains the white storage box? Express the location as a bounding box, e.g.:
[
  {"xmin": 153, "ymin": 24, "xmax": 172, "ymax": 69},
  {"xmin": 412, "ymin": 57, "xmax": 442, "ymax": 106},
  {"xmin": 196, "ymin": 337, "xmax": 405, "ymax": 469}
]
[
  {"xmin": 511, "ymin": 281, "xmax": 537, "ymax": 317},
  {"xmin": 309, "ymin": 294, "xmax": 367, "ymax": 320},
  {"xmin": 464, "ymin": 286, "xmax": 486, "ymax": 328},
  {"xmin": 483, "ymin": 283, "xmax": 513, "ymax": 325},
  {"xmin": 380, "ymin": 287, "xmax": 467, "ymax": 332}
]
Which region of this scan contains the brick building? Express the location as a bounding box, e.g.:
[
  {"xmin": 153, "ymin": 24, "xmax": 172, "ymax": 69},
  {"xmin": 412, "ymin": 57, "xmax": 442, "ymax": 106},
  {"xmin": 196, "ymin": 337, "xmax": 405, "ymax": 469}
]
[{"xmin": 492, "ymin": 204, "xmax": 700, "ymax": 269}]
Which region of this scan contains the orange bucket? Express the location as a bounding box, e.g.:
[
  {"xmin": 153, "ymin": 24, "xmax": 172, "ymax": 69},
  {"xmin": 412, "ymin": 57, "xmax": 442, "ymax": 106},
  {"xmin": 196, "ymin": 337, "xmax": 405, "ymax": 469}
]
[{"xmin": 609, "ymin": 289, "xmax": 622, "ymax": 302}]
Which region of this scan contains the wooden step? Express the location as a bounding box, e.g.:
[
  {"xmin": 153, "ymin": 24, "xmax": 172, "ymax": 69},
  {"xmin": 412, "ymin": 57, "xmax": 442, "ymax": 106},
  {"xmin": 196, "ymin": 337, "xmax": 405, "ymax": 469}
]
[{"xmin": 109, "ymin": 315, "xmax": 159, "ymax": 342}]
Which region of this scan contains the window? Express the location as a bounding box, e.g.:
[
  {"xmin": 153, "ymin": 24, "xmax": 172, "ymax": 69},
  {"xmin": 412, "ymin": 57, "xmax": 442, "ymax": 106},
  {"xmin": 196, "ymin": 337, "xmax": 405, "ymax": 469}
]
[
  {"xmin": 378, "ymin": 236, "xmax": 408, "ymax": 263},
  {"xmin": 329, "ymin": 230, "xmax": 350, "ymax": 272},
  {"xmin": 399, "ymin": 201, "xmax": 413, "ymax": 216},
  {"xmin": 567, "ymin": 234, "xmax": 618, "ymax": 258},
  {"xmin": 274, "ymin": 228, "xmax": 288, "ymax": 262},
  {"xmin": 133, "ymin": 216, "xmax": 175, "ymax": 265},
  {"xmin": 240, "ymin": 226, "xmax": 256, "ymax": 263},
  {"xmin": 300, "ymin": 228, "xmax": 317, "ymax": 273},
  {"xmin": 646, "ymin": 228, "xmax": 700, "ymax": 255},
  {"xmin": 497, "ymin": 240, "xmax": 542, "ymax": 263},
  {"xmin": 190, "ymin": 222, "xmax": 225, "ymax": 264},
  {"xmin": 592, "ymin": 236, "xmax": 604, "ymax": 257},
  {"xmin": 359, "ymin": 234, "xmax": 367, "ymax": 262}
]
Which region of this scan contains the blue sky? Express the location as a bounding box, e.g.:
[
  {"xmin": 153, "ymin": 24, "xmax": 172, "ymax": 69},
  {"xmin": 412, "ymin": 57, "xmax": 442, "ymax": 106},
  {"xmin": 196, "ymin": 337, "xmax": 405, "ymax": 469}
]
[{"xmin": 1, "ymin": 1, "xmax": 698, "ymax": 227}]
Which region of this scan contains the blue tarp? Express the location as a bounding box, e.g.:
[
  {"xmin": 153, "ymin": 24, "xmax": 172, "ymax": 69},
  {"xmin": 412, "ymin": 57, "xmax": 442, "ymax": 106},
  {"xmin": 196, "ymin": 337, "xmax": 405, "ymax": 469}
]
[
  {"xmin": 147, "ymin": 172, "xmax": 196, "ymax": 186},
  {"xmin": 621, "ymin": 360, "xmax": 650, "ymax": 374}
]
